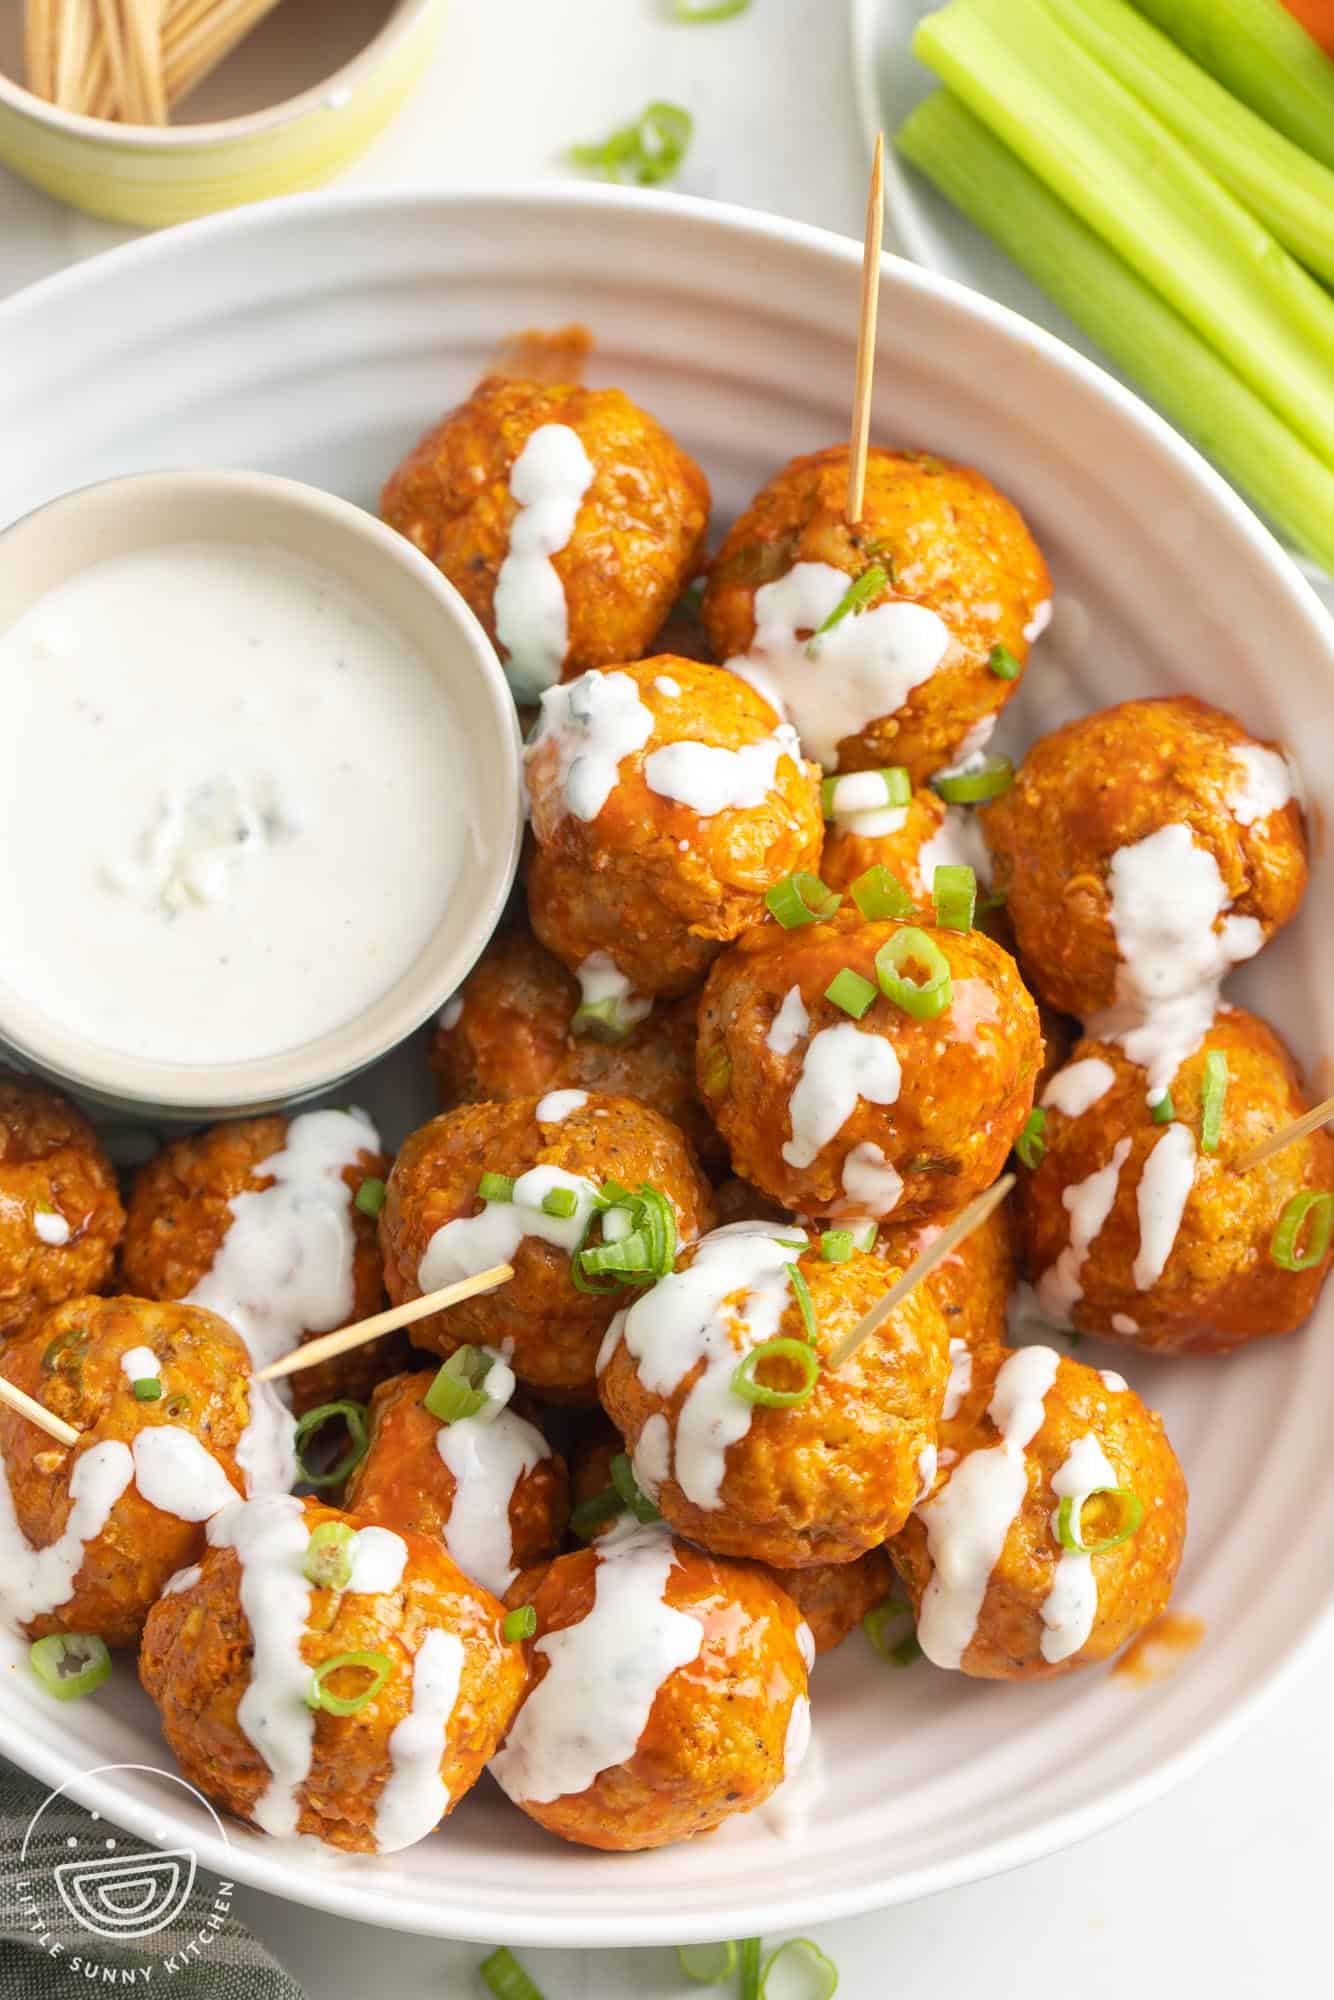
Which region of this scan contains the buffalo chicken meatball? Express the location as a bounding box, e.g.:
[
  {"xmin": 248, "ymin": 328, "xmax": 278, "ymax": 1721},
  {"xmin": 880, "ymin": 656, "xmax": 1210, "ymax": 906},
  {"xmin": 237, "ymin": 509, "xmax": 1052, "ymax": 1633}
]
[
  {"xmin": 490, "ymin": 1524, "xmax": 811, "ymax": 1850},
  {"xmin": 0, "ymin": 1297, "xmax": 286, "ymax": 1647},
  {"xmin": 121, "ymin": 1110, "xmax": 390, "ymax": 1414},
  {"xmin": 821, "ymin": 783, "xmax": 992, "ymax": 910},
  {"xmin": 698, "ymin": 911, "xmax": 1041, "ymax": 1224},
  {"xmin": 140, "ymin": 1494, "xmax": 524, "ymax": 1852},
  {"xmin": 891, "ymin": 1345, "xmax": 1187, "ymax": 1679},
  {"xmin": 379, "ymin": 1094, "xmax": 714, "ymax": 1400},
  {"xmin": 1018, "ymin": 1006, "xmax": 1334, "ymax": 1354},
  {"xmin": 701, "ymin": 445, "xmax": 1050, "ymax": 783},
  {"xmin": 381, "ymin": 374, "xmax": 710, "ymax": 701},
  {"xmin": 345, "ymin": 1369, "xmax": 569, "ymax": 1598},
  {"xmin": 982, "ymin": 697, "xmax": 1307, "ymax": 1020},
  {"xmin": 878, "ymin": 1196, "xmax": 1016, "ymax": 1362},
  {"xmin": 429, "ymin": 919, "xmax": 723, "ymax": 1172},
  {"xmin": 525, "ymin": 656, "xmax": 823, "ymax": 1001},
  {"xmin": 598, "ymin": 1222, "xmax": 949, "ymax": 1567},
  {"xmin": 0, "ymin": 1070, "xmax": 123, "ymax": 1341}
]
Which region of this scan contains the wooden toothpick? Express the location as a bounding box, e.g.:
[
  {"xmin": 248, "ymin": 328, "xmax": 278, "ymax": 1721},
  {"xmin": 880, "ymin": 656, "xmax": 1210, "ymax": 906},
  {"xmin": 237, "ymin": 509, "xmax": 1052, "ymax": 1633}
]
[
  {"xmin": 846, "ymin": 130, "xmax": 885, "ymax": 527},
  {"xmin": 1235, "ymin": 1092, "xmax": 1334, "ymax": 1173},
  {"xmin": 825, "ymin": 1173, "xmax": 1015, "ymax": 1371},
  {"xmin": 0, "ymin": 1375, "xmax": 80, "ymax": 1449},
  {"xmin": 256, "ymin": 1263, "xmax": 515, "ymax": 1383}
]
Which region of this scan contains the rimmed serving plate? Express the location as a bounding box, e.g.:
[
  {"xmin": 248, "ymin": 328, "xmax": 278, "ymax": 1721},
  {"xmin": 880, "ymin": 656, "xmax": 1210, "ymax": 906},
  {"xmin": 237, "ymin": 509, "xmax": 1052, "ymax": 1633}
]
[{"xmin": 0, "ymin": 184, "xmax": 1331, "ymax": 1948}]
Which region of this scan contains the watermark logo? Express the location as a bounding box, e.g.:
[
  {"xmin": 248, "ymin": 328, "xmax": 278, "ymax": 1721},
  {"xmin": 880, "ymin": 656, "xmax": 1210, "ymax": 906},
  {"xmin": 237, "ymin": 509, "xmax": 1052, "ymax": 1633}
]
[{"xmin": 14, "ymin": 1763, "xmax": 234, "ymax": 1980}]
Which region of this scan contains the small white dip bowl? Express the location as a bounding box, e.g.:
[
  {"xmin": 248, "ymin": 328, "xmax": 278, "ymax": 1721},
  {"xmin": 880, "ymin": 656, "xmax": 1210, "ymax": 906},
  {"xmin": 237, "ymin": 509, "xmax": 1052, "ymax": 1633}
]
[{"xmin": 0, "ymin": 468, "xmax": 523, "ymax": 1119}]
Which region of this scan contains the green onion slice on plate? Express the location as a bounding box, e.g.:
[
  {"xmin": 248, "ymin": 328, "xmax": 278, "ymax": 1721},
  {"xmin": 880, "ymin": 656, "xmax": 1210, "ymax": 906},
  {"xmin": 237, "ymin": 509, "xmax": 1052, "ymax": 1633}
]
[
  {"xmin": 29, "ymin": 1633, "xmax": 112, "ymax": 1703},
  {"xmin": 677, "ymin": 1940, "xmax": 738, "ymax": 1983},
  {"xmin": 760, "ymin": 1937, "xmax": 840, "ymax": 1998},
  {"xmin": 569, "ymin": 100, "xmax": 693, "ymax": 187},
  {"xmin": 1056, "ymin": 1486, "xmax": 1144, "ymax": 1556},
  {"xmin": 480, "ymin": 1948, "xmax": 545, "ymax": 2000}
]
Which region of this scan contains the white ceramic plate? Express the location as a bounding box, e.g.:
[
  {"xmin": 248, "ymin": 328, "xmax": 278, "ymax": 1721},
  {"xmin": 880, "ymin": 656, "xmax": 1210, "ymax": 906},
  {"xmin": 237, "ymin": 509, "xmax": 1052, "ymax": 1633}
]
[
  {"xmin": 849, "ymin": 0, "xmax": 1334, "ymax": 603},
  {"xmin": 0, "ymin": 185, "xmax": 1332, "ymax": 1950}
]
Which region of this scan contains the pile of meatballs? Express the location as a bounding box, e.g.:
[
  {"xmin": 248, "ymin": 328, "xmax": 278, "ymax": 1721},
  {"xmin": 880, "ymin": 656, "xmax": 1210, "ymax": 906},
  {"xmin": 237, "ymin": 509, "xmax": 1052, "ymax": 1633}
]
[{"xmin": 1, "ymin": 350, "xmax": 1329, "ymax": 1864}]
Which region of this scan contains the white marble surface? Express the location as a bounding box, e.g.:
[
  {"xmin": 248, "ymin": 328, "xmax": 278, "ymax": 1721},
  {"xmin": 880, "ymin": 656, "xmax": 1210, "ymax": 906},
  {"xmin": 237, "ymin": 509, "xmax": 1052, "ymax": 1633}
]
[{"xmin": 1, "ymin": 2, "xmax": 1330, "ymax": 1993}]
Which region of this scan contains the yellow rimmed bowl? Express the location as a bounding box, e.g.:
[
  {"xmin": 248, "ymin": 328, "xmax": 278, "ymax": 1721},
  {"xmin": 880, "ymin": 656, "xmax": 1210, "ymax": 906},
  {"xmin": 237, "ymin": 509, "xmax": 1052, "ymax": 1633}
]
[{"xmin": 0, "ymin": 0, "xmax": 442, "ymax": 227}]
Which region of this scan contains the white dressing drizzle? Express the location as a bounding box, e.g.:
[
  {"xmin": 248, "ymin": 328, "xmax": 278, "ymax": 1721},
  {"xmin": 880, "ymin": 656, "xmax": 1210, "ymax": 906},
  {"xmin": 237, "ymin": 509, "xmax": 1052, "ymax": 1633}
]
[
  {"xmin": 374, "ymin": 1626, "xmax": 466, "ymax": 1853},
  {"xmin": 632, "ymin": 1412, "xmax": 672, "ymax": 1505},
  {"xmin": 527, "ymin": 670, "xmax": 654, "ymax": 823},
  {"xmin": 489, "ymin": 1521, "xmax": 702, "ymax": 1806},
  {"xmin": 1040, "ymin": 1432, "xmax": 1119, "ymax": 1664},
  {"xmin": 654, "ymin": 675, "xmax": 681, "ymax": 698},
  {"xmin": 435, "ymin": 1407, "xmax": 549, "ymax": 1597},
  {"xmin": 781, "ymin": 1024, "xmax": 901, "ymax": 1169},
  {"xmin": 795, "ymin": 1620, "xmax": 816, "ymax": 1673},
  {"xmin": 120, "ymin": 1347, "xmax": 160, "ymax": 1389},
  {"xmin": 131, "ymin": 1428, "xmax": 241, "ymax": 1522},
  {"xmin": 574, "ymin": 952, "xmax": 652, "ymax": 1033},
  {"xmin": 438, "ymin": 995, "xmax": 464, "ymax": 1032},
  {"xmin": 1041, "ymin": 1058, "xmax": 1116, "ymax": 1120},
  {"xmin": 1036, "ymin": 1139, "xmax": 1131, "ymax": 1325},
  {"xmin": 725, "ymin": 562, "xmax": 951, "ymax": 768},
  {"xmin": 824, "ymin": 772, "xmax": 909, "ymax": 841},
  {"xmin": 418, "ymin": 1164, "xmax": 602, "ymax": 1294},
  {"xmin": 1111, "ymin": 1314, "xmax": 1139, "ymax": 1337},
  {"xmin": 0, "ymin": 1440, "xmax": 134, "ymax": 1627},
  {"xmin": 766, "ymin": 985, "xmax": 810, "ymax": 1057},
  {"xmin": 643, "ymin": 723, "xmax": 801, "ymax": 818},
  {"xmin": 838, "ymin": 1142, "xmax": 903, "ymax": 1218},
  {"xmin": 783, "ymin": 1693, "xmax": 812, "ymax": 1774},
  {"xmin": 535, "ymin": 1089, "xmax": 588, "ymax": 1124},
  {"xmin": 33, "ymin": 1207, "xmax": 71, "ymax": 1246},
  {"xmin": 1228, "ymin": 744, "xmax": 1293, "ymax": 826},
  {"xmin": 345, "ymin": 1526, "xmax": 408, "ymax": 1595},
  {"xmin": 206, "ymin": 1495, "xmax": 314, "ymax": 1837},
  {"xmin": 493, "ymin": 424, "xmax": 595, "ymax": 702},
  {"xmin": 1100, "ymin": 1368, "xmax": 1129, "ymax": 1391},
  {"xmin": 608, "ymin": 1223, "xmax": 807, "ymax": 1510},
  {"xmin": 1024, "ymin": 601, "xmax": 1053, "ymax": 644},
  {"xmin": 915, "ymin": 1345, "xmax": 1061, "ymax": 1670},
  {"xmin": 916, "ymin": 805, "xmax": 992, "ymax": 896},
  {"xmin": 942, "ymin": 1337, "xmax": 973, "ymax": 1422},
  {"xmin": 1133, "ymin": 1122, "xmax": 1197, "ymax": 1292}
]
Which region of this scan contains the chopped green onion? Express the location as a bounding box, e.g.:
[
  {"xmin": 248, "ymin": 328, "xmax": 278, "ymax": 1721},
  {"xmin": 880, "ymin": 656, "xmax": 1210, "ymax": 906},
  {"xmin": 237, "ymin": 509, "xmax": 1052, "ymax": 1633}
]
[
  {"xmin": 479, "ymin": 1948, "xmax": 544, "ymax": 2000},
  {"xmin": 890, "ymin": 1632, "xmax": 923, "ymax": 1667},
  {"xmin": 354, "ymin": 1177, "xmax": 386, "ymax": 1218},
  {"xmin": 503, "ymin": 1605, "xmax": 537, "ymax": 1643},
  {"xmin": 700, "ymin": 1045, "xmax": 732, "ymax": 1097},
  {"xmin": 1200, "ymin": 1050, "xmax": 1228, "ymax": 1154},
  {"xmin": 41, "ymin": 1325, "xmax": 89, "ymax": 1375},
  {"xmin": 570, "ymin": 100, "xmax": 692, "ymax": 187},
  {"xmin": 932, "ymin": 862, "xmax": 977, "ymax": 933},
  {"xmin": 568, "ymin": 1485, "xmax": 624, "ymax": 1541},
  {"xmin": 1056, "ymin": 1486, "xmax": 1144, "ymax": 1556},
  {"xmin": 578, "ymin": 1229, "xmax": 653, "ymax": 1276},
  {"xmin": 988, "ymin": 642, "xmax": 1022, "ymax": 679},
  {"xmin": 853, "ymin": 1221, "xmax": 878, "ymax": 1252},
  {"xmin": 895, "ymin": 90, "xmax": 1334, "ymax": 575},
  {"xmin": 29, "ymin": 1633, "xmax": 112, "ymax": 1703},
  {"xmin": 731, "ymin": 1338, "xmax": 820, "ymax": 1407},
  {"xmin": 132, "ymin": 1378, "xmax": 162, "ymax": 1402},
  {"xmin": 293, "ymin": 1401, "xmax": 370, "ymax": 1489},
  {"xmin": 824, "ymin": 967, "xmax": 878, "ymax": 1019},
  {"xmin": 1046, "ymin": 0, "xmax": 1334, "ymax": 285},
  {"xmin": 303, "ymin": 1520, "xmax": 356, "ymax": 1592},
  {"xmin": 610, "ymin": 1451, "xmax": 661, "ymax": 1523},
  {"xmin": 573, "ymin": 1182, "xmax": 677, "ymax": 1290},
  {"xmin": 806, "ymin": 564, "xmax": 889, "ymax": 654},
  {"xmin": 874, "ymin": 927, "xmax": 953, "ymax": 1019},
  {"xmin": 821, "ymin": 1229, "xmax": 854, "ymax": 1263},
  {"xmin": 765, "ymin": 872, "xmax": 843, "ymax": 929},
  {"xmin": 774, "ymin": 1235, "xmax": 808, "ymax": 1250},
  {"xmin": 675, "ymin": 0, "xmax": 751, "ymax": 20},
  {"xmin": 820, "ymin": 766, "xmax": 911, "ymax": 818},
  {"xmin": 1016, "ymin": 1106, "xmax": 1047, "ymax": 1169},
  {"xmin": 478, "ymin": 1171, "xmax": 515, "ymax": 1203},
  {"xmin": 571, "ymin": 993, "xmax": 641, "ymax": 1042},
  {"xmin": 850, "ymin": 863, "xmax": 915, "ymax": 922},
  {"xmin": 788, "ymin": 1264, "xmax": 818, "ymax": 1344},
  {"xmin": 677, "ymin": 1941, "xmax": 738, "ymax": 1983},
  {"xmin": 541, "ymin": 1186, "xmax": 579, "ymax": 1219},
  {"xmin": 862, "ymin": 1598, "xmax": 917, "ymax": 1663},
  {"xmin": 1151, "ymin": 1092, "xmax": 1176, "ymax": 1125},
  {"xmin": 760, "ymin": 1938, "xmax": 840, "ymax": 1999},
  {"xmin": 305, "ymin": 1649, "xmax": 392, "ymax": 1717},
  {"xmin": 1270, "ymin": 1192, "xmax": 1334, "ymax": 1272},
  {"xmin": 740, "ymin": 1938, "xmax": 762, "ymax": 2000},
  {"xmin": 931, "ymin": 753, "xmax": 1015, "ymax": 804},
  {"xmin": 424, "ymin": 1348, "xmax": 493, "ymax": 1425},
  {"xmin": 913, "ymin": 0, "xmax": 1334, "ymax": 468}
]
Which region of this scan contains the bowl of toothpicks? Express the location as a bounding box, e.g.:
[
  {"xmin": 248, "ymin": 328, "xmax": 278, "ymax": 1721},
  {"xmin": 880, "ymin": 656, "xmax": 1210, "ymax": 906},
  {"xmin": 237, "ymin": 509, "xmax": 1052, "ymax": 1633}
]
[{"xmin": 0, "ymin": 0, "xmax": 442, "ymax": 226}]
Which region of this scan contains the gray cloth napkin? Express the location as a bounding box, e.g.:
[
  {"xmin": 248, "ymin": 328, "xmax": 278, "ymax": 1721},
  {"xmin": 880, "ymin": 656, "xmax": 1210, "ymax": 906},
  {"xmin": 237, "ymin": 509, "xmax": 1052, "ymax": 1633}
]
[{"xmin": 0, "ymin": 1757, "xmax": 306, "ymax": 1998}]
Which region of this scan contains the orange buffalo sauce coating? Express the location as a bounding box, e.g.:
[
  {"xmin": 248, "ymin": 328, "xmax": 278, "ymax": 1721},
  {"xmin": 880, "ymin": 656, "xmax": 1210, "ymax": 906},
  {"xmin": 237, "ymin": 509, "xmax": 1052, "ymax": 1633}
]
[{"xmin": 1114, "ymin": 1611, "xmax": 1206, "ymax": 1686}]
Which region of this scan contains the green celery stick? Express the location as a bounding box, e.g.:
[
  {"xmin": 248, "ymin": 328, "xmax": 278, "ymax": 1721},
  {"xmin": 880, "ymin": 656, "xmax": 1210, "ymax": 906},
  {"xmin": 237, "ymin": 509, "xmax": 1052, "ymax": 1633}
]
[
  {"xmin": 895, "ymin": 90, "xmax": 1334, "ymax": 574},
  {"xmin": 1046, "ymin": 0, "xmax": 1334, "ymax": 285},
  {"xmin": 1130, "ymin": 0, "xmax": 1334, "ymax": 173},
  {"xmin": 913, "ymin": 0, "xmax": 1334, "ymax": 469}
]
